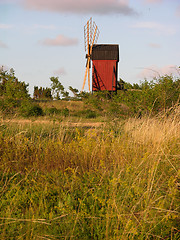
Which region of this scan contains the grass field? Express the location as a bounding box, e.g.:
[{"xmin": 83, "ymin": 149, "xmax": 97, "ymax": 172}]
[{"xmin": 0, "ymin": 105, "xmax": 180, "ymax": 239}]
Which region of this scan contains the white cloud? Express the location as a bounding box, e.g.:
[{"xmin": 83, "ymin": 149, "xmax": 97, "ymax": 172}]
[
  {"xmin": 41, "ymin": 34, "xmax": 78, "ymax": 46},
  {"xmin": 23, "ymin": 0, "xmax": 137, "ymax": 15},
  {"xmin": 54, "ymin": 67, "xmax": 66, "ymax": 76},
  {"xmin": 176, "ymin": 5, "xmax": 180, "ymax": 17},
  {"xmin": 144, "ymin": 0, "xmax": 162, "ymax": 3},
  {"xmin": 0, "ymin": 0, "xmax": 21, "ymax": 4},
  {"xmin": 148, "ymin": 43, "xmax": 161, "ymax": 48},
  {"xmin": 0, "ymin": 24, "xmax": 13, "ymax": 29},
  {"xmin": 0, "ymin": 40, "xmax": 7, "ymax": 48},
  {"xmin": 131, "ymin": 21, "xmax": 176, "ymax": 35},
  {"xmin": 138, "ymin": 65, "xmax": 179, "ymax": 79},
  {"xmin": 32, "ymin": 24, "xmax": 56, "ymax": 30}
]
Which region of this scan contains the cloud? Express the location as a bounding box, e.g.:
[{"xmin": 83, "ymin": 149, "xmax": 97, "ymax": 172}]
[
  {"xmin": 0, "ymin": 40, "xmax": 8, "ymax": 48},
  {"xmin": 41, "ymin": 34, "xmax": 78, "ymax": 46},
  {"xmin": 0, "ymin": 24, "xmax": 13, "ymax": 29},
  {"xmin": 148, "ymin": 43, "xmax": 161, "ymax": 48},
  {"xmin": 131, "ymin": 21, "xmax": 176, "ymax": 35},
  {"xmin": 54, "ymin": 67, "xmax": 67, "ymax": 76},
  {"xmin": 176, "ymin": 5, "xmax": 180, "ymax": 17},
  {"xmin": 138, "ymin": 65, "xmax": 179, "ymax": 79},
  {"xmin": 144, "ymin": 0, "xmax": 162, "ymax": 3},
  {"xmin": 0, "ymin": 0, "xmax": 21, "ymax": 4},
  {"xmin": 32, "ymin": 24, "xmax": 56, "ymax": 30},
  {"xmin": 23, "ymin": 0, "xmax": 137, "ymax": 15}
]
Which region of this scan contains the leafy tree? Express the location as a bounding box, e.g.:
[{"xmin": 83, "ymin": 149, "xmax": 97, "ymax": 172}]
[
  {"xmin": 0, "ymin": 67, "xmax": 29, "ymax": 99},
  {"xmin": 61, "ymin": 90, "xmax": 70, "ymax": 99},
  {"xmin": 153, "ymin": 74, "xmax": 179, "ymax": 110},
  {"xmin": 50, "ymin": 76, "xmax": 65, "ymax": 100},
  {"xmin": 33, "ymin": 86, "xmax": 52, "ymax": 100},
  {"xmin": 69, "ymin": 86, "xmax": 79, "ymax": 98},
  {"xmin": 0, "ymin": 67, "xmax": 43, "ymax": 116}
]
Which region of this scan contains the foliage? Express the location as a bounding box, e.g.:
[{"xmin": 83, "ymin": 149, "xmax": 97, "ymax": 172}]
[
  {"xmin": 50, "ymin": 76, "xmax": 69, "ymax": 100},
  {"xmin": 20, "ymin": 100, "xmax": 44, "ymax": 117},
  {"xmin": 0, "ymin": 67, "xmax": 44, "ymax": 117},
  {"xmin": 0, "ymin": 113, "xmax": 179, "ymax": 239},
  {"xmin": 69, "ymin": 86, "xmax": 79, "ymax": 98},
  {"xmin": 113, "ymin": 75, "xmax": 180, "ymax": 116},
  {"xmin": 73, "ymin": 109, "xmax": 97, "ymax": 118},
  {"xmin": 0, "ymin": 67, "xmax": 29, "ymax": 99},
  {"xmin": 33, "ymin": 86, "xmax": 52, "ymax": 100}
]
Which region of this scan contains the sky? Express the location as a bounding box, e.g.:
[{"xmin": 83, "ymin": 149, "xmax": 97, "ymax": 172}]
[{"xmin": 0, "ymin": 0, "xmax": 180, "ymax": 95}]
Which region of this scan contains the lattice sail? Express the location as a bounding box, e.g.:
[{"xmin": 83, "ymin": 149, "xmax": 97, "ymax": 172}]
[{"xmin": 82, "ymin": 18, "xmax": 100, "ymax": 92}]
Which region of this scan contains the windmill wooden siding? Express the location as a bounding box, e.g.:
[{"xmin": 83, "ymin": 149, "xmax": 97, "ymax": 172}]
[{"xmin": 92, "ymin": 44, "xmax": 119, "ymax": 92}]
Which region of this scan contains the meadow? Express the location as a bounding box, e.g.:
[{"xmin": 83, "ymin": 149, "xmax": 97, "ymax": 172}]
[
  {"xmin": 0, "ymin": 106, "xmax": 179, "ymax": 239},
  {"xmin": 0, "ymin": 70, "xmax": 180, "ymax": 239}
]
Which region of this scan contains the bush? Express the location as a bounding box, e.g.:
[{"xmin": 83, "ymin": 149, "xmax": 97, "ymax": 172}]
[
  {"xmin": 85, "ymin": 109, "xmax": 97, "ymax": 118},
  {"xmin": 20, "ymin": 100, "xmax": 43, "ymax": 117},
  {"xmin": 0, "ymin": 98, "xmax": 20, "ymax": 114},
  {"xmin": 61, "ymin": 107, "xmax": 69, "ymax": 117},
  {"xmin": 45, "ymin": 107, "xmax": 59, "ymax": 116},
  {"xmin": 73, "ymin": 109, "xmax": 97, "ymax": 119}
]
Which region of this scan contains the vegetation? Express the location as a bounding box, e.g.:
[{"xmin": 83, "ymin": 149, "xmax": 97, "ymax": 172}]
[
  {"xmin": 0, "ymin": 110, "xmax": 179, "ymax": 239},
  {"xmin": 0, "ymin": 68, "xmax": 44, "ymax": 117},
  {"xmin": 50, "ymin": 76, "xmax": 70, "ymax": 100},
  {"xmin": 0, "ymin": 66, "xmax": 179, "ymax": 239},
  {"xmin": 1, "ymin": 67, "xmax": 179, "ymax": 119},
  {"xmin": 33, "ymin": 86, "xmax": 52, "ymax": 100}
]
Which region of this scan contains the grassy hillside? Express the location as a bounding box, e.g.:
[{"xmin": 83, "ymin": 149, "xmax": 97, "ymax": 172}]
[{"xmin": 0, "ymin": 107, "xmax": 179, "ymax": 239}]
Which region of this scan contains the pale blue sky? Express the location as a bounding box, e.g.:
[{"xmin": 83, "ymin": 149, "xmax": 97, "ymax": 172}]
[{"xmin": 0, "ymin": 0, "xmax": 180, "ymax": 95}]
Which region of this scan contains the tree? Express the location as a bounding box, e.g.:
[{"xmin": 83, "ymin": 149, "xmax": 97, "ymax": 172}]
[
  {"xmin": 69, "ymin": 86, "xmax": 79, "ymax": 98},
  {"xmin": 33, "ymin": 86, "xmax": 52, "ymax": 100},
  {"xmin": 0, "ymin": 67, "xmax": 29, "ymax": 99},
  {"xmin": 0, "ymin": 67, "xmax": 43, "ymax": 116},
  {"xmin": 50, "ymin": 76, "xmax": 65, "ymax": 100}
]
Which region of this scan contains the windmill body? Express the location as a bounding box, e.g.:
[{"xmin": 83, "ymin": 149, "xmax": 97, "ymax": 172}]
[{"xmin": 92, "ymin": 44, "xmax": 119, "ymax": 92}]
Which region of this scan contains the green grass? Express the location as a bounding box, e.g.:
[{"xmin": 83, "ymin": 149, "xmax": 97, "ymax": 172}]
[{"xmin": 0, "ymin": 110, "xmax": 180, "ymax": 239}]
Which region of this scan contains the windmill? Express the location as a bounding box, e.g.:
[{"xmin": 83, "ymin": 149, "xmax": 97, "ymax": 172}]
[{"xmin": 82, "ymin": 18, "xmax": 100, "ymax": 92}]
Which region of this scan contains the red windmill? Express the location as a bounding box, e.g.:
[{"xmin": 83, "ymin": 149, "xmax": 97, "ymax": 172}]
[{"xmin": 82, "ymin": 18, "xmax": 119, "ymax": 93}]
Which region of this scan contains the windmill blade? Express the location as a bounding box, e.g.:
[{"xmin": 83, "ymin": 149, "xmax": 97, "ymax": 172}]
[
  {"xmin": 82, "ymin": 58, "xmax": 90, "ymax": 91},
  {"xmin": 82, "ymin": 18, "xmax": 100, "ymax": 92},
  {"xmin": 89, "ymin": 25, "xmax": 98, "ymax": 55},
  {"xmin": 88, "ymin": 67, "xmax": 90, "ymax": 91},
  {"xmin": 91, "ymin": 21, "xmax": 100, "ymax": 45},
  {"xmin": 84, "ymin": 17, "xmax": 92, "ymax": 52},
  {"xmin": 87, "ymin": 20, "xmax": 90, "ymax": 56},
  {"xmin": 89, "ymin": 18, "xmax": 92, "ymax": 46}
]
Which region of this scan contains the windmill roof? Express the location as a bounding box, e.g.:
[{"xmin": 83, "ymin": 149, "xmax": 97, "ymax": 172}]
[{"xmin": 92, "ymin": 44, "xmax": 119, "ymax": 61}]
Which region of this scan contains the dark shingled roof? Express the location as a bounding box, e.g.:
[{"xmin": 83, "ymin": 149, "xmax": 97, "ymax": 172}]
[{"xmin": 92, "ymin": 44, "xmax": 119, "ymax": 61}]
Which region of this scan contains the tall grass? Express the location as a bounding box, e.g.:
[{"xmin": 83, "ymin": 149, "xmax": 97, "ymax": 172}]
[{"xmin": 0, "ymin": 108, "xmax": 179, "ymax": 239}]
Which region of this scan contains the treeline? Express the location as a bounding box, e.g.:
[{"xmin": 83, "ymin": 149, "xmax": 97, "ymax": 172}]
[
  {"xmin": 0, "ymin": 67, "xmax": 42, "ymax": 116},
  {"xmin": 116, "ymin": 74, "xmax": 180, "ymax": 115},
  {"xmin": 33, "ymin": 86, "xmax": 52, "ymax": 100},
  {"xmin": 0, "ymin": 66, "xmax": 179, "ymax": 117}
]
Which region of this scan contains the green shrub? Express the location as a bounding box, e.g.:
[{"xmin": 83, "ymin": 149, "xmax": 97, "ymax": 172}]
[
  {"xmin": 45, "ymin": 107, "xmax": 59, "ymax": 116},
  {"xmin": 61, "ymin": 107, "xmax": 69, "ymax": 117},
  {"xmin": 73, "ymin": 109, "xmax": 97, "ymax": 118},
  {"xmin": 20, "ymin": 100, "xmax": 43, "ymax": 117}
]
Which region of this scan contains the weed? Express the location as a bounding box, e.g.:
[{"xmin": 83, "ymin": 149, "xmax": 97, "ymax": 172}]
[{"xmin": 0, "ymin": 108, "xmax": 179, "ymax": 239}]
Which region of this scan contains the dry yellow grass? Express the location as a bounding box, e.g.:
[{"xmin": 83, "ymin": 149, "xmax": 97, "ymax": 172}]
[{"xmin": 0, "ymin": 107, "xmax": 179, "ymax": 239}]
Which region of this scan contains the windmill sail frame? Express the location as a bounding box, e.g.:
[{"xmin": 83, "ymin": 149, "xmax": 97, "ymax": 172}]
[{"xmin": 82, "ymin": 18, "xmax": 100, "ymax": 92}]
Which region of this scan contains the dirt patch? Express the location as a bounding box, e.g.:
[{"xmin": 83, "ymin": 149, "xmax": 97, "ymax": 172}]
[{"xmin": 1, "ymin": 119, "xmax": 104, "ymax": 128}]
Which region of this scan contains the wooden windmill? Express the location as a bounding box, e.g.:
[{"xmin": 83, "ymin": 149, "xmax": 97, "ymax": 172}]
[{"xmin": 82, "ymin": 18, "xmax": 100, "ymax": 92}]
